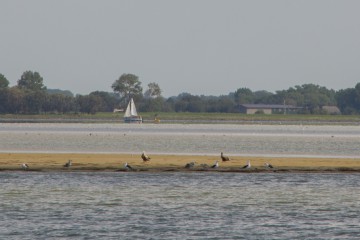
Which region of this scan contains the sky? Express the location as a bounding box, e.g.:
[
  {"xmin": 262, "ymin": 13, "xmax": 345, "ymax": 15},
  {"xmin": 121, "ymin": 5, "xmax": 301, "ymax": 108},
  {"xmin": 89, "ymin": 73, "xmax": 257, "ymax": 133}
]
[{"xmin": 1, "ymin": 0, "xmax": 360, "ymax": 97}]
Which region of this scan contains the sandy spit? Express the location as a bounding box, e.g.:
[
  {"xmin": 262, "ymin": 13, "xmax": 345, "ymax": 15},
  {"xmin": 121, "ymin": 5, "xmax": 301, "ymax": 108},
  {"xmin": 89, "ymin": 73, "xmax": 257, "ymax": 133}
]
[{"xmin": 1, "ymin": 153, "xmax": 360, "ymax": 173}]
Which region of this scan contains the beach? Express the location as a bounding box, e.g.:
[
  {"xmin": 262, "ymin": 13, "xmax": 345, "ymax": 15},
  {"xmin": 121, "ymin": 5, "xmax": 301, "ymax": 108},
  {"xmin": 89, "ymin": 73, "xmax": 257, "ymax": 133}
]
[{"xmin": 1, "ymin": 152, "xmax": 360, "ymax": 172}]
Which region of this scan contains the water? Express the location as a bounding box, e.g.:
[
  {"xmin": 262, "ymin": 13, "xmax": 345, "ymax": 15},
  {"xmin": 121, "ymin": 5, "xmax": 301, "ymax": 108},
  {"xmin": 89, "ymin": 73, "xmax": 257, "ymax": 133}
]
[
  {"xmin": 1, "ymin": 123, "xmax": 360, "ymax": 239},
  {"xmin": 1, "ymin": 123, "xmax": 360, "ymax": 157},
  {"xmin": 1, "ymin": 172, "xmax": 359, "ymax": 239}
]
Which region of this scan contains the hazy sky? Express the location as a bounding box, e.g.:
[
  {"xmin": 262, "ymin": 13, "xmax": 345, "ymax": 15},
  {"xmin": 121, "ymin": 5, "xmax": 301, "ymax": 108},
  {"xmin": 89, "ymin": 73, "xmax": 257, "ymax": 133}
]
[{"xmin": 1, "ymin": 1, "xmax": 360, "ymax": 97}]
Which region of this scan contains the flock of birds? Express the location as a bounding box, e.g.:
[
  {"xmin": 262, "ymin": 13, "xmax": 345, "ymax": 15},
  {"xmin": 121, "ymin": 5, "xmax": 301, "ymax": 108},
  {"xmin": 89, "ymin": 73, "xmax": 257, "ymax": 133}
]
[
  {"xmin": 20, "ymin": 151, "xmax": 274, "ymax": 171},
  {"xmin": 123, "ymin": 151, "xmax": 274, "ymax": 171}
]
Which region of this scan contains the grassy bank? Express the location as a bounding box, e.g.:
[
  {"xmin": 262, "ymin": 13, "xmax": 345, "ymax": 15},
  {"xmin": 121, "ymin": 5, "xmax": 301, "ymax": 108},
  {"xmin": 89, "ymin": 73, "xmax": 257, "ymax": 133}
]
[{"xmin": 1, "ymin": 112, "xmax": 360, "ymax": 125}]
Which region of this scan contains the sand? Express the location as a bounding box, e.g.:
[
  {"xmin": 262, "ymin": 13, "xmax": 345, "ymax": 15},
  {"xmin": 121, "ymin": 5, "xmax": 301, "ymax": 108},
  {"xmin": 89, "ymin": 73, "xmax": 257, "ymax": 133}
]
[{"xmin": 1, "ymin": 153, "xmax": 360, "ymax": 172}]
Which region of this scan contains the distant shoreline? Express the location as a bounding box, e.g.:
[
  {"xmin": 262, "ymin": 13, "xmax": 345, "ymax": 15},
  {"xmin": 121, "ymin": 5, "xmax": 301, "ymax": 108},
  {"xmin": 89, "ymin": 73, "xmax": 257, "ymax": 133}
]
[
  {"xmin": 2, "ymin": 152, "xmax": 360, "ymax": 173},
  {"xmin": 1, "ymin": 112, "xmax": 360, "ymax": 125}
]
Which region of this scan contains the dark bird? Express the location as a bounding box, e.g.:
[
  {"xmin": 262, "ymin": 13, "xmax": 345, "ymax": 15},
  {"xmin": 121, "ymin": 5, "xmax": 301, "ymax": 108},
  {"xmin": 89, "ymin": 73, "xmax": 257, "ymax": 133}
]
[
  {"xmin": 124, "ymin": 162, "xmax": 135, "ymax": 171},
  {"xmin": 221, "ymin": 152, "xmax": 230, "ymax": 162},
  {"xmin": 242, "ymin": 160, "xmax": 251, "ymax": 169},
  {"xmin": 21, "ymin": 163, "xmax": 29, "ymax": 170},
  {"xmin": 211, "ymin": 160, "xmax": 219, "ymax": 168},
  {"xmin": 185, "ymin": 162, "xmax": 196, "ymax": 169},
  {"xmin": 264, "ymin": 162, "xmax": 274, "ymax": 169},
  {"xmin": 199, "ymin": 163, "xmax": 209, "ymax": 168},
  {"xmin": 141, "ymin": 152, "xmax": 151, "ymax": 162},
  {"xmin": 64, "ymin": 160, "xmax": 72, "ymax": 168}
]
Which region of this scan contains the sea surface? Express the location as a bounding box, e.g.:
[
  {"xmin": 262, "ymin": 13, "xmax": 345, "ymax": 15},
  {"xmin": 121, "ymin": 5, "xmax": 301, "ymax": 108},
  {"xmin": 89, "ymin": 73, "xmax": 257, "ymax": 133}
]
[
  {"xmin": 1, "ymin": 172, "xmax": 359, "ymax": 239},
  {"xmin": 1, "ymin": 123, "xmax": 360, "ymax": 158},
  {"xmin": 1, "ymin": 123, "xmax": 360, "ymax": 239}
]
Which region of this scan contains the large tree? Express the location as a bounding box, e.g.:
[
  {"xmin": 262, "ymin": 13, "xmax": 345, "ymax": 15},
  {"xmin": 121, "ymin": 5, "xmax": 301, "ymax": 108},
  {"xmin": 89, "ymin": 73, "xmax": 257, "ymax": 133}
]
[
  {"xmin": 17, "ymin": 71, "xmax": 46, "ymax": 91},
  {"xmin": 0, "ymin": 73, "xmax": 9, "ymax": 88},
  {"xmin": 111, "ymin": 73, "xmax": 143, "ymax": 105},
  {"xmin": 234, "ymin": 88, "xmax": 254, "ymax": 105},
  {"xmin": 144, "ymin": 82, "xmax": 162, "ymax": 98}
]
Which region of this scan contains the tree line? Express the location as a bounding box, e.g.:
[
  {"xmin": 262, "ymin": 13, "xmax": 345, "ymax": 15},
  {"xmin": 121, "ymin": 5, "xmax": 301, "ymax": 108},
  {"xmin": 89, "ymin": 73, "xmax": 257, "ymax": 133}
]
[{"xmin": 1, "ymin": 71, "xmax": 360, "ymax": 115}]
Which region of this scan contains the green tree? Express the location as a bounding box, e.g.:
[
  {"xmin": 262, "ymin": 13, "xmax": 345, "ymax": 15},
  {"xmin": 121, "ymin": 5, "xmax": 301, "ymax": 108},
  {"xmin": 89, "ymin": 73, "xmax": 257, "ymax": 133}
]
[
  {"xmin": 111, "ymin": 73, "xmax": 143, "ymax": 105},
  {"xmin": 0, "ymin": 74, "xmax": 9, "ymax": 88},
  {"xmin": 43, "ymin": 94, "xmax": 76, "ymax": 113},
  {"xmin": 144, "ymin": 82, "xmax": 162, "ymax": 98},
  {"xmin": 90, "ymin": 91, "xmax": 119, "ymax": 112},
  {"xmin": 17, "ymin": 71, "xmax": 46, "ymax": 91},
  {"xmin": 6, "ymin": 87, "xmax": 26, "ymax": 113},
  {"xmin": 234, "ymin": 88, "xmax": 254, "ymax": 105},
  {"xmin": 24, "ymin": 90, "xmax": 46, "ymax": 113},
  {"xmin": 76, "ymin": 94, "xmax": 103, "ymax": 114}
]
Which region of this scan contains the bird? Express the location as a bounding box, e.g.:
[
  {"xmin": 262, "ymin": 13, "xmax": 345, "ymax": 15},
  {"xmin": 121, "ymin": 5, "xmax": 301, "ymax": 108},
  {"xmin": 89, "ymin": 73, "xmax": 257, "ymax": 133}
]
[
  {"xmin": 264, "ymin": 162, "xmax": 274, "ymax": 169},
  {"xmin": 21, "ymin": 163, "xmax": 29, "ymax": 170},
  {"xmin": 211, "ymin": 160, "xmax": 219, "ymax": 168},
  {"xmin": 141, "ymin": 152, "xmax": 151, "ymax": 162},
  {"xmin": 185, "ymin": 162, "xmax": 196, "ymax": 169},
  {"xmin": 199, "ymin": 163, "xmax": 209, "ymax": 169},
  {"xmin": 64, "ymin": 160, "xmax": 72, "ymax": 168},
  {"xmin": 124, "ymin": 162, "xmax": 134, "ymax": 171},
  {"xmin": 242, "ymin": 160, "xmax": 251, "ymax": 169},
  {"xmin": 221, "ymin": 152, "xmax": 230, "ymax": 162}
]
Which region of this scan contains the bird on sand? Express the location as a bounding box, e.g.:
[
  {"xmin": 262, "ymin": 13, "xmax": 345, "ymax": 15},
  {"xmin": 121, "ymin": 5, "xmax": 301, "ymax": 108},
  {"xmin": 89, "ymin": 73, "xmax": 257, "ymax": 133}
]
[
  {"xmin": 124, "ymin": 162, "xmax": 135, "ymax": 171},
  {"xmin": 211, "ymin": 160, "xmax": 219, "ymax": 168},
  {"xmin": 221, "ymin": 152, "xmax": 230, "ymax": 162},
  {"xmin": 141, "ymin": 152, "xmax": 151, "ymax": 162},
  {"xmin": 64, "ymin": 160, "xmax": 72, "ymax": 168},
  {"xmin": 185, "ymin": 162, "xmax": 196, "ymax": 169},
  {"xmin": 242, "ymin": 160, "xmax": 251, "ymax": 169},
  {"xmin": 21, "ymin": 163, "xmax": 29, "ymax": 170},
  {"xmin": 264, "ymin": 162, "xmax": 274, "ymax": 169}
]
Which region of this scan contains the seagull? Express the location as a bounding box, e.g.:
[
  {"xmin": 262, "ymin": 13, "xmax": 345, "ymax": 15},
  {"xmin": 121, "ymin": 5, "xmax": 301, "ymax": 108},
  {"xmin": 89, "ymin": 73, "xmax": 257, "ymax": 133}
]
[
  {"xmin": 64, "ymin": 160, "xmax": 72, "ymax": 168},
  {"xmin": 185, "ymin": 162, "xmax": 196, "ymax": 169},
  {"xmin": 211, "ymin": 160, "xmax": 219, "ymax": 168},
  {"xmin": 124, "ymin": 162, "xmax": 134, "ymax": 171},
  {"xmin": 21, "ymin": 163, "xmax": 29, "ymax": 170},
  {"xmin": 221, "ymin": 152, "xmax": 230, "ymax": 162},
  {"xmin": 242, "ymin": 160, "xmax": 251, "ymax": 169},
  {"xmin": 141, "ymin": 152, "xmax": 151, "ymax": 162},
  {"xmin": 264, "ymin": 162, "xmax": 274, "ymax": 169}
]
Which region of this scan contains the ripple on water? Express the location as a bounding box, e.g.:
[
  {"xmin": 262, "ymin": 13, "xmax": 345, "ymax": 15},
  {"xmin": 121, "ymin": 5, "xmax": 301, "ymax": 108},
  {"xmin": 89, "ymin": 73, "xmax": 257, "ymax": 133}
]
[{"xmin": 1, "ymin": 172, "xmax": 360, "ymax": 239}]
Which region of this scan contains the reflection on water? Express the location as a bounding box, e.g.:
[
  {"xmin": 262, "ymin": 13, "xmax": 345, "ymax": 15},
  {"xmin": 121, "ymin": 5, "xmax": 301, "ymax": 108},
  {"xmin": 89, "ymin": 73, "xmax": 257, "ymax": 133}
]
[
  {"xmin": 1, "ymin": 172, "xmax": 359, "ymax": 239},
  {"xmin": 0, "ymin": 123, "xmax": 360, "ymax": 157}
]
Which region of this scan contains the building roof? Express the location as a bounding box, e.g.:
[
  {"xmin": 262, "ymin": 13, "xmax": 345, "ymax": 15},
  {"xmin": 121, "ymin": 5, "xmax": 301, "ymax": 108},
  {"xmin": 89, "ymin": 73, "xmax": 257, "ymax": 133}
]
[{"xmin": 240, "ymin": 104, "xmax": 301, "ymax": 109}]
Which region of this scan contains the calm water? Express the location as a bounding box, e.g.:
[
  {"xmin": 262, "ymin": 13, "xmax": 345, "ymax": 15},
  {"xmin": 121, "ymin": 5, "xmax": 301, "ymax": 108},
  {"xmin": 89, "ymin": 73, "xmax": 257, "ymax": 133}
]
[
  {"xmin": 1, "ymin": 123, "xmax": 360, "ymax": 157},
  {"xmin": 1, "ymin": 172, "xmax": 359, "ymax": 239},
  {"xmin": 1, "ymin": 123, "xmax": 360, "ymax": 239}
]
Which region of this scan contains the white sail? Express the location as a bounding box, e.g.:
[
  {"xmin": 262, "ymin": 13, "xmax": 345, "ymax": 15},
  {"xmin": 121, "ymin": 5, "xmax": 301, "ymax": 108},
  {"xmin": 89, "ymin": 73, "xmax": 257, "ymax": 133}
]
[{"xmin": 124, "ymin": 98, "xmax": 138, "ymax": 117}]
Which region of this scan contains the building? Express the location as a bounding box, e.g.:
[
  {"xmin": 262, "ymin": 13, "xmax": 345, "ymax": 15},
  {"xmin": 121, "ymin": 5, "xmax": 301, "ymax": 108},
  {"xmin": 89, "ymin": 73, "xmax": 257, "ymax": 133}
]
[
  {"xmin": 239, "ymin": 104, "xmax": 302, "ymax": 114},
  {"xmin": 321, "ymin": 105, "xmax": 341, "ymax": 115}
]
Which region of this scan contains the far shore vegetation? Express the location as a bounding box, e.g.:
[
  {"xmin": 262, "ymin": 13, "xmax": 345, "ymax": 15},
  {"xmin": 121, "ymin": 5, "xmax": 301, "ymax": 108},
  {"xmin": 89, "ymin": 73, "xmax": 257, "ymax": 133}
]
[{"xmin": 2, "ymin": 71, "xmax": 360, "ymax": 122}]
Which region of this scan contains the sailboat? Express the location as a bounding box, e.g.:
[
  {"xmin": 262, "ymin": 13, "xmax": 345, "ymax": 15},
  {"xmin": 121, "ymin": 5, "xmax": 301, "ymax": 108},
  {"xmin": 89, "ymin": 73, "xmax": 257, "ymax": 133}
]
[{"xmin": 123, "ymin": 98, "xmax": 142, "ymax": 123}]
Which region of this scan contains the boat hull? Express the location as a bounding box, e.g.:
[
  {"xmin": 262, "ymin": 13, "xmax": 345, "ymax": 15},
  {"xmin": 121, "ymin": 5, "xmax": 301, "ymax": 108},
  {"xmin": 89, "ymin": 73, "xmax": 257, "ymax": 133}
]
[{"xmin": 124, "ymin": 116, "xmax": 142, "ymax": 123}]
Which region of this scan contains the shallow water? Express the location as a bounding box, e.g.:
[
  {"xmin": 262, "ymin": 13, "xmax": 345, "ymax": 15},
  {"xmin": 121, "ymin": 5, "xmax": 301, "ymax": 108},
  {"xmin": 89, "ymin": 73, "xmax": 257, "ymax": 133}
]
[
  {"xmin": 0, "ymin": 123, "xmax": 360, "ymax": 157},
  {"xmin": 1, "ymin": 123, "xmax": 360, "ymax": 239},
  {"xmin": 1, "ymin": 172, "xmax": 359, "ymax": 239}
]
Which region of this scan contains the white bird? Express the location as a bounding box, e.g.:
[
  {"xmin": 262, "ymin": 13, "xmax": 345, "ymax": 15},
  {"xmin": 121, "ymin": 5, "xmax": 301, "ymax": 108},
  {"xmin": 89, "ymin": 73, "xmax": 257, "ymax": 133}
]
[
  {"xmin": 141, "ymin": 152, "xmax": 151, "ymax": 162},
  {"xmin": 21, "ymin": 163, "xmax": 29, "ymax": 170},
  {"xmin": 211, "ymin": 160, "xmax": 219, "ymax": 168},
  {"xmin": 221, "ymin": 152, "xmax": 230, "ymax": 162},
  {"xmin": 124, "ymin": 162, "xmax": 134, "ymax": 171},
  {"xmin": 64, "ymin": 160, "xmax": 72, "ymax": 168},
  {"xmin": 242, "ymin": 160, "xmax": 251, "ymax": 169},
  {"xmin": 265, "ymin": 162, "xmax": 274, "ymax": 169}
]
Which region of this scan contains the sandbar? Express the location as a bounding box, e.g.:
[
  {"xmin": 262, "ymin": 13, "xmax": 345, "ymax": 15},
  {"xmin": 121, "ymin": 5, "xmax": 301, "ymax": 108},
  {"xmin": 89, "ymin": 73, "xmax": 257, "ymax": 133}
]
[{"xmin": 1, "ymin": 153, "xmax": 360, "ymax": 173}]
